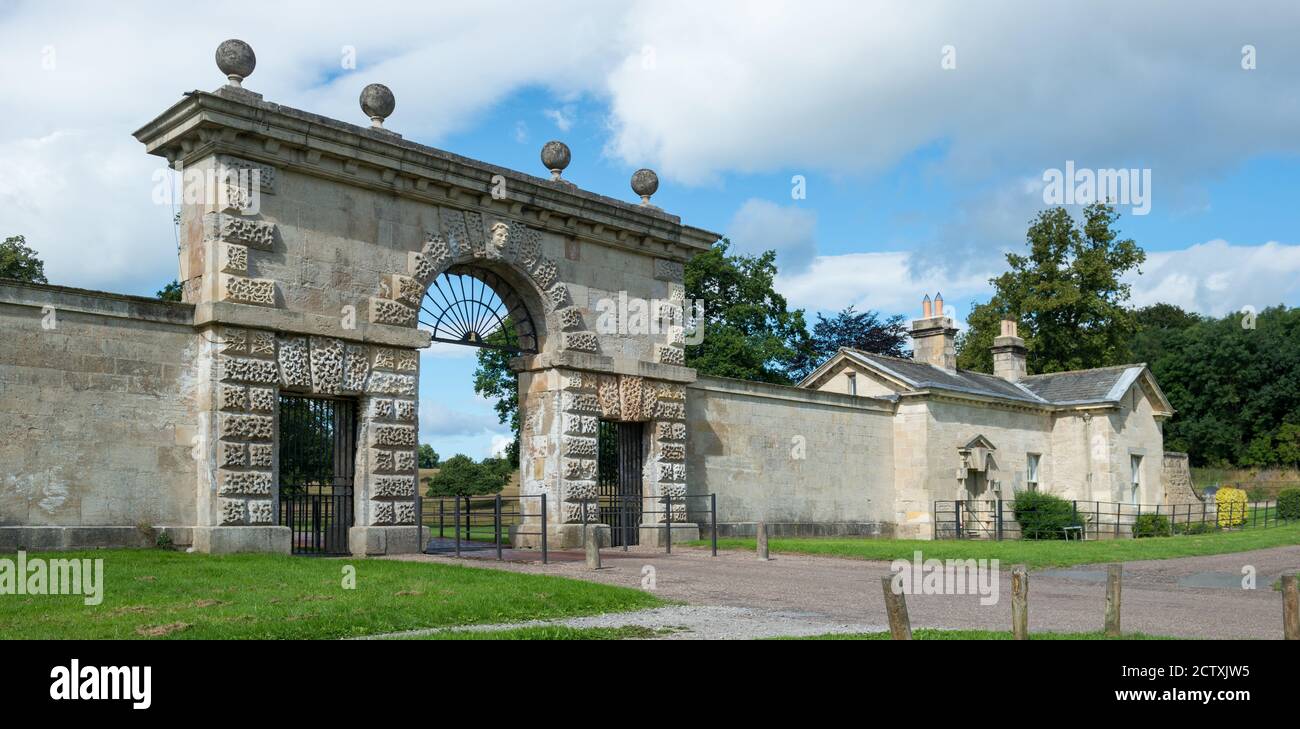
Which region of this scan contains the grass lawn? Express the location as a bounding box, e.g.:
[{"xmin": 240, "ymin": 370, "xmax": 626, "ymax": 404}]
[
  {"xmin": 783, "ymin": 629, "xmax": 1176, "ymax": 640},
  {"xmin": 0, "ymin": 549, "xmax": 662, "ymax": 640},
  {"xmin": 688, "ymin": 521, "xmax": 1300, "ymax": 569}
]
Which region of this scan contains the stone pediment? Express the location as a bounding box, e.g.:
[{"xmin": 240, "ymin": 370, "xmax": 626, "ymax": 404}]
[{"xmin": 958, "ymin": 435, "xmax": 998, "ymax": 473}]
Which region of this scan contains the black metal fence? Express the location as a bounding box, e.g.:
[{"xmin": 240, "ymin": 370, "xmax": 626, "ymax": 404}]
[
  {"xmin": 572, "ymin": 493, "xmax": 719, "ymax": 555},
  {"xmin": 423, "ymin": 493, "xmax": 718, "ymax": 559},
  {"xmin": 425, "ymin": 494, "xmax": 550, "ymax": 562},
  {"xmin": 934, "ymin": 498, "xmax": 1291, "ymax": 540}
]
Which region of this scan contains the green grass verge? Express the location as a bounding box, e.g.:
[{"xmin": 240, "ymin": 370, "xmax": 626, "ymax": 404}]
[
  {"xmin": 402, "ymin": 625, "xmax": 683, "ymax": 640},
  {"xmin": 782, "ymin": 629, "xmax": 1177, "ymax": 640},
  {"xmin": 0, "ymin": 549, "xmax": 662, "ymax": 640},
  {"xmin": 687, "ymin": 521, "xmax": 1300, "ymax": 569}
]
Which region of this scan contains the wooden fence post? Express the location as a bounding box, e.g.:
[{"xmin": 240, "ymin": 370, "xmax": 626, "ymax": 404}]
[
  {"xmin": 881, "ymin": 575, "xmax": 912, "ymax": 640},
  {"xmin": 756, "ymin": 520, "xmax": 770, "ymax": 561},
  {"xmin": 1011, "ymin": 564, "xmax": 1029, "ymax": 640},
  {"xmin": 1283, "ymin": 574, "xmax": 1299, "ymax": 640},
  {"xmin": 1104, "ymin": 564, "xmax": 1123, "ymax": 637}
]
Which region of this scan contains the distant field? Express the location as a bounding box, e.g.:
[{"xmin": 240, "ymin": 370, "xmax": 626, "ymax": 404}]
[{"xmin": 1191, "ymin": 467, "xmax": 1300, "ymax": 497}]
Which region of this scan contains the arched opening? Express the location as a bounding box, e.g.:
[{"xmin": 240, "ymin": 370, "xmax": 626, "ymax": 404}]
[{"xmin": 414, "ymin": 261, "xmax": 545, "ymax": 555}]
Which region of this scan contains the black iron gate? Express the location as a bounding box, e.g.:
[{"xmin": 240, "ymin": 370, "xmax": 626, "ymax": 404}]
[
  {"xmin": 278, "ymin": 394, "xmax": 356, "ymax": 555},
  {"xmin": 598, "ymin": 420, "xmax": 644, "ymax": 547}
]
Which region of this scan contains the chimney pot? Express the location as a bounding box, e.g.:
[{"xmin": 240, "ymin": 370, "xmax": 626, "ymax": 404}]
[
  {"xmin": 934, "ymin": 292, "xmax": 944, "ymax": 317},
  {"xmin": 922, "ymin": 294, "xmax": 932, "ymax": 318}
]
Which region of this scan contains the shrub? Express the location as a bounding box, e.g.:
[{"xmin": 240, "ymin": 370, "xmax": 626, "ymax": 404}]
[
  {"xmin": 1278, "ymin": 488, "xmax": 1300, "ymax": 521},
  {"xmin": 1174, "ymin": 520, "xmax": 1214, "ymax": 535},
  {"xmin": 1012, "ymin": 491, "xmax": 1084, "ymax": 540},
  {"xmin": 1215, "ymin": 486, "xmax": 1248, "ymax": 528},
  {"xmin": 1133, "ymin": 513, "xmax": 1171, "ymax": 538}
]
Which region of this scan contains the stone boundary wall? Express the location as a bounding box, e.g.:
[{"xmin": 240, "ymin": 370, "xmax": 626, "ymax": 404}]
[
  {"xmin": 0, "ymin": 280, "xmax": 199, "ymax": 550},
  {"xmin": 686, "ymin": 375, "xmax": 899, "ymax": 537},
  {"xmin": 1162, "ymin": 451, "xmax": 1200, "ymax": 504}
]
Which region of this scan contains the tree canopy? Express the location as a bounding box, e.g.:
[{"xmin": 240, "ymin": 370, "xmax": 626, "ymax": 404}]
[
  {"xmin": 156, "ymin": 280, "xmax": 183, "ymax": 301},
  {"xmin": 417, "ymin": 444, "xmax": 440, "ymax": 469},
  {"xmin": 957, "ymin": 204, "xmax": 1145, "ymax": 374},
  {"xmin": 1134, "ymin": 304, "xmax": 1300, "ymax": 467},
  {"xmin": 1, "ymin": 235, "xmax": 47, "ymax": 284},
  {"xmin": 683, "ymin": 238, "xmax": 810, "ymax": 384},
  {"xmin": 791, "ymin": 305, "xmax": 909, "ymax": 380},
  {"xmin": 423, "ymin": 454, "xmax": 510, "ymax": 497}
]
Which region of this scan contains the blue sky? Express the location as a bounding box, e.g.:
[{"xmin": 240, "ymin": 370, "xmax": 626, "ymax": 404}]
[{"xmin": 2, "ymin": 1, "xmax": 1298, "ymax": 460}]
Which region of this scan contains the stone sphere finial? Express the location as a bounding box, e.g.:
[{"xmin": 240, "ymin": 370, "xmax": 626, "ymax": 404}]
[
  {"xmin": 541, "ymin": 141, "xmax": 571, "ymax": 181},
  {"xmin": 215, "ymin": 39, "xmax": 256, "ymax": 87},
  {"xmin": 360, "ymin": 84, "xmax": 396, "ymax": 128},
  {"xmin": 631, "ymin": 168, "xmax": 659, "ymax": 205}
]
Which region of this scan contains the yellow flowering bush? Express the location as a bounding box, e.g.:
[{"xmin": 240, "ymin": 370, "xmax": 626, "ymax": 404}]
[{"xmin": 1215, "ymin": 486, "xmax": 1248, "ymax": 528}]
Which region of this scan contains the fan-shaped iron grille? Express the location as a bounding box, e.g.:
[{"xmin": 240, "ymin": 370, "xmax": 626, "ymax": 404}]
[{"xmin": 418, "ymin": 267, "xmax": 537, "ymax": 354}]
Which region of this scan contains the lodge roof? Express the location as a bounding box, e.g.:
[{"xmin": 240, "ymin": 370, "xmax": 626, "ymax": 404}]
[{"xmin": 810, "ymin": 348, "xmax": 1172, "ymax": 413}]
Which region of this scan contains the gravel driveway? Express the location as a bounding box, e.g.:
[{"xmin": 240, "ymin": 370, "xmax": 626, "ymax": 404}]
[{"xmin": 384, "ymin": 544, "xmax": 1300, "ymax": 639}]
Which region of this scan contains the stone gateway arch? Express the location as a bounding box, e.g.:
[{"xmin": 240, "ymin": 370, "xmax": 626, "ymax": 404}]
[
  {"xmin": 151, "ymin": 46, "xmax": 717, "ymax": 554},
  {"xmin": 3, "ymin": 41, "xmax": 717, "ymax": 555}
]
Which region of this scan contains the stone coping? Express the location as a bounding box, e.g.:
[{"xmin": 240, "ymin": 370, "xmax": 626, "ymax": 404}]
[
  {"xmin": 0, "ymin": 278, "xmax": 194, "ymax": 326},
  {"xmin": 689, "ymin": 374, "xmax": 897, "ymax": 413}
]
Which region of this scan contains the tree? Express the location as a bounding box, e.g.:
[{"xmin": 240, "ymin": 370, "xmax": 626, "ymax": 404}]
[
  {"xmin": 684, "ymin": 238, "xmax": 811, "ymax": 383},
  {"xmin": 957, "ymin": 204, "xmax": 1145, "ymax": 374},
  {"xmin": 1130, "ymin": 303, "xmax": 1203, "ymax": 373},
  {"xmin": 793, "ymin": 305, "xmax": 908, "ymax": 379},
  {"xmin": 0, "ymin": 235, "xmax": 48, "ymax": 284},
  {"xmin": 472, "ymin": 324, "xmax": 520, "ymax": 468},
  {"xmin": 156, "ymin": 280, "xmax": 183, "ymax": 301},
  {"xmin": 1143, "ymin": 305, "xmax": 1300, "ymax": 467},
  {"xmin": 422, "ymin": 454, "xmax": 509, "ymax": 497},
  {"xmin": 417, "ymin": 444, "xmax": 439, "ymax": 469}
]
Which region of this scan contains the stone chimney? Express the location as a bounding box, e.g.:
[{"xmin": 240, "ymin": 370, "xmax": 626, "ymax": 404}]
[
  {"xmin": 911, "ymin": 293, "xmax": 958, "ymax": 370},
  {"xmin": 991, "ymin": 319, "xmax": 1028, "ymax": 381}
]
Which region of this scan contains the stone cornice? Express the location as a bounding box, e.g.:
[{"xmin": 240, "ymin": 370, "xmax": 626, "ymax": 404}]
[
  {"xmin": 511, "ymin": 350, "xmax": 698, "ymax": 384},
  {"xmin": 193, "ymin": 301, "xmax": 429, "ymax": 349},
  {"xmin": 133, "ymin": 88, "xmax": 720, "ymax": 262}
]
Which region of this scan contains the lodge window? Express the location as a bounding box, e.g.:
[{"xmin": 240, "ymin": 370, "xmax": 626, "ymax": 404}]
[
  {"xmin": 1026, "ymin": 453, "xmax": 1041, "ymax": 492},
  {"xmin": 846, "ymin": 372, "xmax": 857, "ymax": 396},
  {"xmin": 1130, "ymin": 454, "xmax": 1143, "ymax": 503}
]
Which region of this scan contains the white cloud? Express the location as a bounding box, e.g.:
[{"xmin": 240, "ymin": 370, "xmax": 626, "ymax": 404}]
[
  {"xmin": 543, "ymin": 105, "xmax": 577, "ymax": 132},
  {"xmin": 1126, "ymin": 240, "xmax": 1300, "ymax": 316},
  {"xmin": 417, "ymin": 401, "xmax": 502, "ymax": 438},
  {"xmin": 777, "ymin": 251, "xmax": 994, "ymax": 325},
  {"xmin": 604, "ymin": 1, "xmax": 1300, "ymax": 185},
  {"xmin": 779, "ymin": 239, "xmax": 1300, "ymax": 326},
  {"xmin": 726, "ymin": 198, "xmax": 818, "ymax": 272},
  {"xmin": 488, "ymin": 435, "xmax": 513, "ymax": 459}
]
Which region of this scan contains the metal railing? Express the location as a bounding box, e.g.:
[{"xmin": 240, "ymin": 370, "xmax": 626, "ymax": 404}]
[
  {"xmin": 570, "ymin": 493, "xmax": 718, "ymax": 556},
  {"xmin": 425, "ymin": 494, "xmax": 549, "ymax": 563},
  {"xmin": 933, "ymin": 498, "xmax": 1292, "ymax": 540},
  {"xmin": 422, "ymin": 493, "xmax": 719, "ymax": 559}
]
